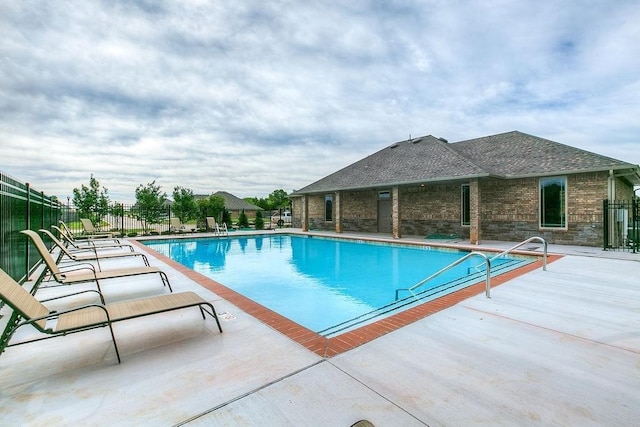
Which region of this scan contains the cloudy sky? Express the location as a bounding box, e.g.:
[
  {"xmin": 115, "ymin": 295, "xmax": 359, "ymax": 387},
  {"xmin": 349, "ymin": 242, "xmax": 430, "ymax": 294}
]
[{"xmin": 2, "ymin": 1, "xmax": 639, "ymax": 202}]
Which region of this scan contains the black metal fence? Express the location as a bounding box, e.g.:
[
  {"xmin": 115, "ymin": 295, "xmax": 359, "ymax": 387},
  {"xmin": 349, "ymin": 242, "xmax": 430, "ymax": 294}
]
[
  {"xmin": 58, "ymin": 203, "xmax": 228, "ymax": 237},
  {"xmin": 0, "ymin": 172, "xmax": 61, "ymax": 282},
  {"xmin": 603, "ymin": 199, "xmax": 638, "ymax": 253}
]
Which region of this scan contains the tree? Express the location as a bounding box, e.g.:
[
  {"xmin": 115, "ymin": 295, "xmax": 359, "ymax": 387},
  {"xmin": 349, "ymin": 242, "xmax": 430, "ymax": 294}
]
[
  {"xmin": 254, "ymin": 209, "xmax": 264, "ymax": 230},
  {"xmin": 221, "ymin": 208, "xmax": 232, "ymax": 227},
  {"xmin": 72, "ymin": 174, "xmax": 110, "ymax": 226},
  {"xmin": 245, "ymin": 189, "xmax": 290, "ymax": 211},
  {"xmin": 135, "ymin": 181, "xmax": 167, "ymax": 234},
  {"xmin": 267, "ymin": 189, "xmax": 289, "ymax": 210},
  {"xmin": 237, "ymin": 209, "xmax": 249, "ymax": 228},
  {"xmin": 196, "ymin": 194, "xmax": 225, "ymax": 227},
  {"xmin": 172, "ymin": 186, "xmax": 197, "ymax": 223}
]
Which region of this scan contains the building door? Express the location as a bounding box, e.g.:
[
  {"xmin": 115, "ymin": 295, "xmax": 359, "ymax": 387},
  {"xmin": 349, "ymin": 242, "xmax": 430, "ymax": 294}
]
[{"xmin": 378, "ymin": 191, "xmax": 391, "ymax": 233}]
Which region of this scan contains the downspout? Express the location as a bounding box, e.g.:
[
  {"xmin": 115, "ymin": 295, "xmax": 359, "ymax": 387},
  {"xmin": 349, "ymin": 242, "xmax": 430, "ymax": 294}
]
[{"xmin": 607, "ymin": 170, "xmax": 615, "ymax": 200}]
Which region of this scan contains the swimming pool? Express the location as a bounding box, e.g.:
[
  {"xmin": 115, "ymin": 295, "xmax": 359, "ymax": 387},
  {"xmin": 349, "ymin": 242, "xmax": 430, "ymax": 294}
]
[{"xmin": 143, "ymin": 234, "xmax": 532, "ymax": 336}]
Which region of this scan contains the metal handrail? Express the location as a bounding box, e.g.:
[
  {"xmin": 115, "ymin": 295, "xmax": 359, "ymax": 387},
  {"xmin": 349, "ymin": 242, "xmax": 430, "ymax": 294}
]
[
  {"xmin": 487, "ymin": 236, "xmax": 547, "ymax": 271},
  {"xmin": 395, "ymin": 251, "xmax": 492, "ymax": 300}
]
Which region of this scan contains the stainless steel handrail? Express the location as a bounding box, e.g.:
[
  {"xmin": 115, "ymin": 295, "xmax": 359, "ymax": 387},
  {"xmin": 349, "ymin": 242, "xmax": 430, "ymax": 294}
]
[
  {"xmin": 488, "ymin": 236, "xmax": 547, "ymax": 271},
  {"xmin": 395, "ymin": 251, "xmax": 492, "ymax": 300}
]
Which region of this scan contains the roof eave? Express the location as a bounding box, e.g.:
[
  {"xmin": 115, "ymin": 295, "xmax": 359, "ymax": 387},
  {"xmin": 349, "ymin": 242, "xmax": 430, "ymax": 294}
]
[
  {"xmin": 292, "ymin": 174, "xmax": 491, "ymax": 195},
  {"xmin": 502, "ymin": 165, "xmax": 640, "ymax": 182}
]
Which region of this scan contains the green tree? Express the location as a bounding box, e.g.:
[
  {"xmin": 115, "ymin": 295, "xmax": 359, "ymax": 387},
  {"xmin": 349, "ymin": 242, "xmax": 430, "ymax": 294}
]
[
  {"xmin": 254, "ymin": 209, "xmax": 264, "ymax": 230},
  {"xmin": 244, "ymin": 196, "xmax": 268, "ymax": 210},
  {"xmin": 172, "ymin": 186, "xmax": 197, "ymax": 223},
  {"xmin": 196, "ymin": 194, "xmax": 225, "ymax": 227},
  {"xmin": 72, "ymin": 174, "xmax": 110, "ymax": 226},
  {"xmin": 237, "ymin": 209, "xmax": 249, "ymax": 228},
  {"xmin": 135, "ymin": 180, "xmax": 167, "ymax": 233},
  {"xmin": 221, "ymin": 208, "xmax": 232, "ymax": 227},
  {"xmin": 267, "ymin": 189, "xmax": 289, "ymax": 210}
]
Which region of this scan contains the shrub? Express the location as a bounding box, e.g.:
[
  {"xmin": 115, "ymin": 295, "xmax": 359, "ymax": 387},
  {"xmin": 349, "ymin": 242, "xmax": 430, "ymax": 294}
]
[
  {"xmin": 238, "ymin": 209, "xmax": 249, "ymax": 228},
  {"xmin": 254, "ymin": 210, "xmax": 264, "ymax": 230}
]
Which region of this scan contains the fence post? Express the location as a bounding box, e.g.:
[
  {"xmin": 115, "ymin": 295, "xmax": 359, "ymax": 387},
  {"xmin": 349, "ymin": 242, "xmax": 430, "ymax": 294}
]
[
  {"xmin": 633, "ymin": 198, "xmax": 638, "ymax": 254},
  {"xmin": 602, "ymin": 199, "xmax": 609, "ymax": 251}
]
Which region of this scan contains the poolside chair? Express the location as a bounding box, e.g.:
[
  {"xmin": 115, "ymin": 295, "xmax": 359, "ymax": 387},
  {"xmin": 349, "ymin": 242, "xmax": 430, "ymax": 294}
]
[
  {"xmin": 21, "ymin": 230, "xmax": 172, "ymax": 294},
  {"xmin": 52, "ymin": 225, "xmax": 134, "ymax": 252},
  {"xmin": 60, "ymin": 221, "xmax": 121, "ymax": 245},
  {"xmin": 170, "ymin": 217, "xmax": 186, "ymax": 233},
  {"xmin": 0, "ymin": 267, "xmax": 222, "ymax": 363},
  {"xmin": 38, "ymin": 229, "xmax": 149, "ymax": 270},
  {"xmin": 206, "ymin": 217, "xmax": 228, "ymax": 236},
  {"xmin": 80, "ymin": 218, "xmax": 115, "ymax": 239}
]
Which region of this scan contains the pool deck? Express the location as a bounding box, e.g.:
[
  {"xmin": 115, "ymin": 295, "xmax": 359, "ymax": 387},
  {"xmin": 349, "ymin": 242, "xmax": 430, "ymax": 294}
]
[{"xmin": 1, "ymin": 230, "xmax": 639, "ymax": 426}]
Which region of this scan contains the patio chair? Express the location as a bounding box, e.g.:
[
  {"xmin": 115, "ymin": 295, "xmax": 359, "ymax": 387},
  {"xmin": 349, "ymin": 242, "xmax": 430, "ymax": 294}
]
[
  {"xmin": 21, "ymin": 230, "xmax": 172, "ymax": 294},
  {"xmin": 52, "ymin": 225, "xmax": 134, "ymax": 252},
  {"xmin": 0, "ymin": 267, "xmax": 222, "ymax": 363},
  {"xmin": 38, "ymin": 229, "xmax": 150, "ymax": 270},
  {"xmin": 80, "ymin": 218, "xmax": 116, "ymax": 239},
  {"xmin": 60, "ymin": 221, "xmax": 121, "ymax": 245},
  {"xmin": 170, "ymin": 217, "xmax": 186, "ymax": 233},
  {"xmin": 206, "ymin": 217, "xmax": 228, "ymax": 236}
]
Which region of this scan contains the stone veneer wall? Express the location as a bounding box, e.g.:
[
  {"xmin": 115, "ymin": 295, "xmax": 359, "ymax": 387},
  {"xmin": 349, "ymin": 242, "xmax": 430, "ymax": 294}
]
[
  {"xmin": 337, "ymin": 190, "xmax": 378, "ymax": 232},
  {"xmin": 398, "ymin": 184, "xmax": 468, "ymax": 237},
  {"xmin": 479, "ymin": 172, "xmax": 610, "ymax": 246},
  {"xmin": 294, "ymin": 171, "xmax": 625, "ymax": 246}
]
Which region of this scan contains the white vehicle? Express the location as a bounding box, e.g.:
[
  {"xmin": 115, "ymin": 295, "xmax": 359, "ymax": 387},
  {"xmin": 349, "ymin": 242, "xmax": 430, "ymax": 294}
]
[{"xmin": 271, "ymin": 211, "xmax": 291, "ymax": 226}]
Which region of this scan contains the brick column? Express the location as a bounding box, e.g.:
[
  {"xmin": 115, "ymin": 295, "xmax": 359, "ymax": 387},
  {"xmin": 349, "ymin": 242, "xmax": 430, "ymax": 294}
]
[
  {"xmin": 470, "ymin": 179, "xmax": 481, "ymax": 244},
  {"xmin": 392, "ymin": 186, "xmax": 401, "ymax": 238},
  {"xmin": 301, "ymin": 195, "xmax": 308, "ymax": 232},
  {"xmin": 335, "ymin": 191, "xmax": 342, "ymax": 233}
]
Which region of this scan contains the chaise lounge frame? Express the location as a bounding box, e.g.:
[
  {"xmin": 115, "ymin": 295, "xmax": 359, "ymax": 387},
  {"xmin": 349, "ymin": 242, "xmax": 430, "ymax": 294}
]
[
  {"xmin": 21, "ymin": 230, "xmax": 172, "ymax": 295},
  {"xmin": 0, "ymin": 268, "xmax": 222, "ymax": 363}
]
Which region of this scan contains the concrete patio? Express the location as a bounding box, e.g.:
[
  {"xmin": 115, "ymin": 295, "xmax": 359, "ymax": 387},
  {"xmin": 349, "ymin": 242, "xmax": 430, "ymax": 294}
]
[{"xmin": 1, "ymin": 231, "xmax": 639, "ymax": 426}]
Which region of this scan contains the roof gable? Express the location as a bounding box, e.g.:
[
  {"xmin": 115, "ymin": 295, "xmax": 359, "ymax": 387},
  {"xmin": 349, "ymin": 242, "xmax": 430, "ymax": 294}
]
[
  {"xmin": 213, "ymin": 191, "xmax": 262, "ymax": 211},
  {"xmin": 296, "ymin": 136, "xmax": 487, "ymax": 194}
]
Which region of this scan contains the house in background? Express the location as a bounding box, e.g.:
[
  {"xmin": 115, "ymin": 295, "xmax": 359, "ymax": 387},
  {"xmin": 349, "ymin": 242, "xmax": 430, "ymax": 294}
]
[
  {"xmin": 290, "ymin": 131, "xmax": 640, "ymax": 246},
  {"xmin": 196, "ymin": 191, "xmax": 263, "ymax": 219}
]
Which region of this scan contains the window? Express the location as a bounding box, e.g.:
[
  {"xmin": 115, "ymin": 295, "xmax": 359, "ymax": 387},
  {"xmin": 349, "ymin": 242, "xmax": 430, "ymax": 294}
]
[
  {"xmin": 461, "ymin": 184, "xmax": 470, "ymax": 226},
  {"xmin": 325, "ymin": 194, "xmax": 333, "ymax": 222},
  {"xmin": 540, "ymin": 177, "xmax": 566, "ymax": 228}
]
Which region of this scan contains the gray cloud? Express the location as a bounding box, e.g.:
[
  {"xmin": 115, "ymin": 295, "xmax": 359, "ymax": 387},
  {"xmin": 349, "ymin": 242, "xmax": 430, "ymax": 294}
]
[{"xmin": 1, "ymin": 0, "xmax": 639, "ymax": 201}]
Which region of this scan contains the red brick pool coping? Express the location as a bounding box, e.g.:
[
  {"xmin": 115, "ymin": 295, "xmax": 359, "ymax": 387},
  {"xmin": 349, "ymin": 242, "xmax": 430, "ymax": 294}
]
[{"xmin": 132, "ymin": 238, "xmax": 562, "ymax": 358}]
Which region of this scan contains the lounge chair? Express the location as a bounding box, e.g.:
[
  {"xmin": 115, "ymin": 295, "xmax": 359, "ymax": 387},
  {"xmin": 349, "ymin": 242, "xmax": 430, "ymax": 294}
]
[
  {"xmin": 60, "ymin": 221, "xmax": 121, "ymax": 245},
  {"xmin": 21, "ymin": 230, "xmax": 172, "ymax": 294},
  {"xmin": 170, "ymin": 217, "xmax": 186, "ymax": 233},
  {"xmin": 206, "ymin": 217, "xmax": 228, "ymax": 236},
  {"xmin": 0, "ymin": 267, "xmax": 222, "ymax": 363},
  {"xmin": 38, "ymin": 229, "xmax": 150, "ymax": 270},
  {"xmin": 52, "ymin": 225, "xmax": 134, "ymax": 252},
  {"xmin": 80, "ymin": 218, "xmax": 116, "ymax": 239}
]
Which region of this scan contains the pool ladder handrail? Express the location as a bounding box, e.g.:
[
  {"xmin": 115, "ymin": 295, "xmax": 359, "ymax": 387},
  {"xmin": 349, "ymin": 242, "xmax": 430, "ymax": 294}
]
[
  {"xmin": 395, "ymin": 251, "xmax": 492, "ymax": 300},
  {"xmin": 486, "ymin": 236, "xmax": 547, "ymax": 271}
]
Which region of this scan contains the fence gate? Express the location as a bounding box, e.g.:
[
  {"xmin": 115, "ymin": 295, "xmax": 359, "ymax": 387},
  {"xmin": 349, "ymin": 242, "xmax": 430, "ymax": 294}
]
[{"xmin": 603, "ymin": 199, "xmax": 639, "ymax": 252}]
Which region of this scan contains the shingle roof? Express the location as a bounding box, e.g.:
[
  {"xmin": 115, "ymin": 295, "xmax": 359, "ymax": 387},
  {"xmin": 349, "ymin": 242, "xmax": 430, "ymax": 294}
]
[
  {"xmin": 213, "ymin": 191, "xmax": 262, "ymax": 211},
  {"xmin": 294, "ymin": 131, "xmax": 639, "ymax": 194},
  {"xmin": 452, "ymin": 131, "xmax": 633, "ymax": 177},
  {"xmin": 196, "ymin": 191, "xmax": 262, "ymax": 211}
]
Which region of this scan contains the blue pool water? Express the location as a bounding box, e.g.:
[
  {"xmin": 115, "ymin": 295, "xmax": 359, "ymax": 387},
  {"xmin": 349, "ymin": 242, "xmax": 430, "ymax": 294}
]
[{"xmin": 143, "ymin": 235, "xmax": 530, "ymax": 336}]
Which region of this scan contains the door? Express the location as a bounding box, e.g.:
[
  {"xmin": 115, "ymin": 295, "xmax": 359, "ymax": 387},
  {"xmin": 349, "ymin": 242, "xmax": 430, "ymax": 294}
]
[{"xmin": 378, "ymin": 199, "xmax": 391, "ymax": 233}]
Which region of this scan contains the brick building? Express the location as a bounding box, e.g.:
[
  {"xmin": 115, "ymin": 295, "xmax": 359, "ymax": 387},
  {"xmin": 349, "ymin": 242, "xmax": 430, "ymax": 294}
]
[{"xmin": 290, "ymin": 131, "xmax": 640, "ymax": 246}]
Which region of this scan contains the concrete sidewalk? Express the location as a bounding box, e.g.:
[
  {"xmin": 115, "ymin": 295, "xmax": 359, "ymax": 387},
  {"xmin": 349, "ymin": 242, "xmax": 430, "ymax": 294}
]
[{"xmin": 1, "ymin": 235, "xmax": 639, "ymax": 426}]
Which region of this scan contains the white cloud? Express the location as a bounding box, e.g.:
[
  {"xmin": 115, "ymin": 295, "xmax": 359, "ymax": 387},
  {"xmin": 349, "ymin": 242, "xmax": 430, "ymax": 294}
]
[{"xmin": 1, "ymin": 0, "xmax": 639, "ymax": 202}]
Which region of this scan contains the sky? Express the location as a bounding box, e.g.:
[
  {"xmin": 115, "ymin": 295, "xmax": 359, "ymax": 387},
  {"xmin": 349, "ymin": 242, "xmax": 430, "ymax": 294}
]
[{"xmin": 1, "ymin": 0, "xmax": 639, "ymax": 203}]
